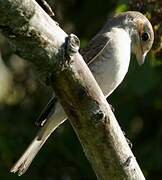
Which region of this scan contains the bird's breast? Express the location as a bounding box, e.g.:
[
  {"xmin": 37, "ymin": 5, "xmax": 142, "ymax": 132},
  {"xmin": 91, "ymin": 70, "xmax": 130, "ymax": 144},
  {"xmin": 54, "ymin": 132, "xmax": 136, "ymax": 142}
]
[{"xmin": 89, "ymin": 28, "xmax": 131, "ymax": 97}]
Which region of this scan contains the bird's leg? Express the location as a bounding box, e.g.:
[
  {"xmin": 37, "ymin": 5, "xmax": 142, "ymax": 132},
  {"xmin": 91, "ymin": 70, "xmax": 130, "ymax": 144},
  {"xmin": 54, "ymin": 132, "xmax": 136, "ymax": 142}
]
[
  {"xmin": 126, "ymin": 138, "xmax": 133, "ymax": 149},
  {"xmin": 106, "ymin": 97, "xmax": 115, "ymax": 112},
  {"xmin": 108, "ymin": 103, "xmax": 115, "ymax": 112},
  {"xmin": 123, "ymin": 131, "xmax": 133, "ymax": 148}
]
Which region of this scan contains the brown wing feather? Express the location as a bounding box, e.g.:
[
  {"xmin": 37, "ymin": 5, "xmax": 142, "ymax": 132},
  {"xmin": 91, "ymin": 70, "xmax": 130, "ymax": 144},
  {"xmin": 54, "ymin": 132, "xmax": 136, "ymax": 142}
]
[{"xmin": 80, "ymin": 33, "xmax": 110, "ymax": 65}]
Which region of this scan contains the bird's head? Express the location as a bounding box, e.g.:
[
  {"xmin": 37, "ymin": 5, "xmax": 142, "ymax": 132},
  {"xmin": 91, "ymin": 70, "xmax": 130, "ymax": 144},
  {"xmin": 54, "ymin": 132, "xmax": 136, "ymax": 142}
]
[{"xmin": 125, "ymin": 11, "xmax": 154, "ymax": 65}]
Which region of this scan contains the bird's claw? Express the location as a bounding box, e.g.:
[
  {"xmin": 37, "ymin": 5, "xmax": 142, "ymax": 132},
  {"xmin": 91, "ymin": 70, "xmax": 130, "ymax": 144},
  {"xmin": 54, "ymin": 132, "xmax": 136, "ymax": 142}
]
[
  {"xmin": 109, "ymin": 103, "xmax": 115, "ymax": 112},
  {"xmin": 123, "ymin": 131, "xmax": 133, "ymax": 148}
]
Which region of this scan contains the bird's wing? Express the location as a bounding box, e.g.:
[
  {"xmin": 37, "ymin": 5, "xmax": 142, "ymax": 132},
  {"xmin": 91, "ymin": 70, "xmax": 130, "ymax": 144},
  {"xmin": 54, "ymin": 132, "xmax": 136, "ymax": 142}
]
[
  {"xmin": 35, "ymin": 34, "xmax": 110, "ymax": 127},
  {"xmin": 35, "ymin": 96, "xmax": 57, "ymax": 127},
  {"xmin": 80, "ymin": 33, "xmax": 110, "ymax": 65}
]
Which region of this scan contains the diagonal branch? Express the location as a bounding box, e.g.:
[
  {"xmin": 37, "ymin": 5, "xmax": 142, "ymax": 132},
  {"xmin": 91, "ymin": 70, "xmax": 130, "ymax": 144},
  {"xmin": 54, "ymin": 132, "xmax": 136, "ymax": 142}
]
[{"xmin": 0, "ymin": 0, "xmax": 145, "ymax": 179}]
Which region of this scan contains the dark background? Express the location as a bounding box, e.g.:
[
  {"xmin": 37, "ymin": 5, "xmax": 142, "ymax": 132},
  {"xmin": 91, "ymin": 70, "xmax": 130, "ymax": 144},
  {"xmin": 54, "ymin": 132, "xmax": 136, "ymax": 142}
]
[{"xmin": 0, "ymin": 0, "xmax": 162, "ymax": 179}]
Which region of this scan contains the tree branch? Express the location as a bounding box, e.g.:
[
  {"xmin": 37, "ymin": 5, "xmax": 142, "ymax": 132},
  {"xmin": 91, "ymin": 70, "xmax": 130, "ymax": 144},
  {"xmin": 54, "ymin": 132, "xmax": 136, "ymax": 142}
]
[{"xmin": 0, "ymin": 0, "xmax": 145, "ymax": 179}]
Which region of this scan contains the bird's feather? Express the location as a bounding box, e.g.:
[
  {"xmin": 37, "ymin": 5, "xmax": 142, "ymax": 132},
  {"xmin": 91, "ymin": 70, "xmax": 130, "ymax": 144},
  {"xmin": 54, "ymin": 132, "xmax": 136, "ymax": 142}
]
[
  {"xmin": 35, "ymin": 96, "xmax": 57, "ymax": 127},
  {"xmin": 80, "ymin": 33, "xmax": 110, "ymax": 65},
  {"xmin": 36, "ymin": 33, "xmax": 110, "ymax": 127},
  {"xmin": 10, "ymin": 11, "xmax": 154, "ymax": 176}
]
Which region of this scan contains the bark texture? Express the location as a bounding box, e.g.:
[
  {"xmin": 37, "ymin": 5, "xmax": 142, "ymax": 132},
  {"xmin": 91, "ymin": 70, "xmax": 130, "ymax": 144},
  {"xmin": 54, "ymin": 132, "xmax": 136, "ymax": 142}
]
[{"xmin": 0, "ymin": 0, "xmax": 145, "ymax": 179}]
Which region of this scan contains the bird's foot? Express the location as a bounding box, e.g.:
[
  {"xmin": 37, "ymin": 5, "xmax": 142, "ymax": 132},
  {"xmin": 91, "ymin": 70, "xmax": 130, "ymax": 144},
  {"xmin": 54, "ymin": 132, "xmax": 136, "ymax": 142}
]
[
  {"xmin": 123, "ymin": 131, "xmax": 133, "ymax": 148},
  {"xmin": 109, "ymin": 103, "xmax": 115, "ymax": 112},
  {"xmin": 126, "ymin": 137, "xmax": 133, "ymax": 148}
]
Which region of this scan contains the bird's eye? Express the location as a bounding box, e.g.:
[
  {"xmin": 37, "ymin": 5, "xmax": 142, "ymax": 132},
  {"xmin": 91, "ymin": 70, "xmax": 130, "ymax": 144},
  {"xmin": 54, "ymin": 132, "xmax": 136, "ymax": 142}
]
[{"xmin": 141, "ymin": 32, "xmax": 149, "ymax": 41}]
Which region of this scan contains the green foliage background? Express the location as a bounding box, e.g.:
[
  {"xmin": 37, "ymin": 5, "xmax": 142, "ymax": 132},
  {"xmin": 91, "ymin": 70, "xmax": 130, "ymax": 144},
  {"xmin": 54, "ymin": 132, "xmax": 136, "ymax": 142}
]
[{"xmin": 0, "ymin": 0, "xmax": 162, "ymax": 179}]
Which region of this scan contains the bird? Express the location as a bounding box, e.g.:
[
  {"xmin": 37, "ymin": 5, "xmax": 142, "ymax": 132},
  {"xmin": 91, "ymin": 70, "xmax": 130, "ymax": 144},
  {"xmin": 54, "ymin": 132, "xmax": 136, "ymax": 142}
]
[{"xmin": 10, "ymin": 11, "xmax": 154, "ymax": 175}]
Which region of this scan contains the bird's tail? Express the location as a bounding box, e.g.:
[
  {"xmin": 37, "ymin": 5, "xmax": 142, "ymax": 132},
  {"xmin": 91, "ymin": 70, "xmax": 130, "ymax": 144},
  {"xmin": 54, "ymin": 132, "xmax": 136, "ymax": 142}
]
[
  {"xmin": 10, "ymin": 104, "xmax": 66, "ymax": 176},
  {"xmin": 10, "ymin": 135, "xmax": 48, "ymax": 176}
]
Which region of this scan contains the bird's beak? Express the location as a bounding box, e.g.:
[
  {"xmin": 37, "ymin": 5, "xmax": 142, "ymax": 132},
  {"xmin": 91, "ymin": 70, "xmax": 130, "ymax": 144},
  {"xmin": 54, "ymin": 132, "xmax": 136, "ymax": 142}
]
[{"xmin": 136, "ymin": 51, "xmax": 146, "ymax": 66}]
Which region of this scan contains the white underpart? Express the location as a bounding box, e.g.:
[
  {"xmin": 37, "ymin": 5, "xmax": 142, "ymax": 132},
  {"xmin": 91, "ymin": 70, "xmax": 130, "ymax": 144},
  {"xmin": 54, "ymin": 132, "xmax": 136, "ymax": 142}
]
[{"xmin": 90, "ymin": 28, "xmax": 131, "ymax": 97}]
